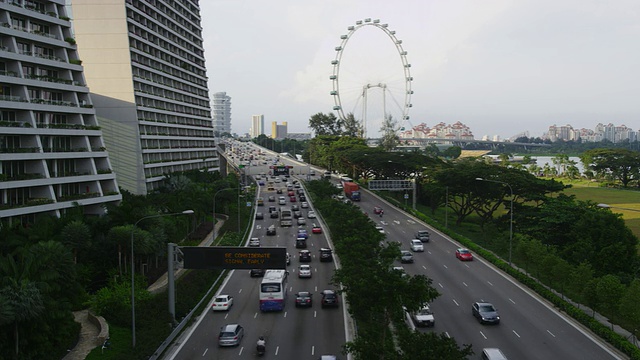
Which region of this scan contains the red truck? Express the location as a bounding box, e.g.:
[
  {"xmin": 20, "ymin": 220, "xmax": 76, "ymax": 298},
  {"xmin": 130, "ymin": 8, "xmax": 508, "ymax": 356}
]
[{"xmin": 343, "ymin": 182, "xmax": 361, "ymax": 201}]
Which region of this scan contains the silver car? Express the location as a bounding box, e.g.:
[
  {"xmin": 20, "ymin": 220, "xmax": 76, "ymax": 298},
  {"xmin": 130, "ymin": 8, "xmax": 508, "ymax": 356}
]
[{"xmin": 218, "ymin": 324, "xmax": 244, "ymax": 346}]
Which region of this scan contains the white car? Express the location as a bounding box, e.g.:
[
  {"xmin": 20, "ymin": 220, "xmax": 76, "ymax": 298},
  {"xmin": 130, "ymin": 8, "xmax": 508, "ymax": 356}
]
[
  {"xmin": 299, "ymin": 264, "xmax": 312, "ymax": 278},
  {"xmin": 410, "ymin": 239, "xmax": 424, "ymax": 252},
  {"xmin": 211, "ymin": 295, "xmax": 233, "ymax": 311},
  {"xmin": 411, "ymin": 303, "xmax": 435, "ymax": 327},
  {"xmin": 375, "ymin": 226, "xmax": 385, "ymax": 234},
  {"xmin": 307, "ymin": 211, "xmax": 316, "ymax": 219},
  {"xmin": 301, "ymin": 201, "xmax": 309, "ymax": 208},
  {"xmin": 249, "ymin": 238, "xmax": 260, "ymax": 247}
]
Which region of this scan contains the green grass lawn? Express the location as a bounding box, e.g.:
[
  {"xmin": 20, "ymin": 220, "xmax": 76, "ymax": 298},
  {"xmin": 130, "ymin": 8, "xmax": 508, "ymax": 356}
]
[{"xmin": 562, "ymin": 181, "xmax": 640, "ymax": 240}]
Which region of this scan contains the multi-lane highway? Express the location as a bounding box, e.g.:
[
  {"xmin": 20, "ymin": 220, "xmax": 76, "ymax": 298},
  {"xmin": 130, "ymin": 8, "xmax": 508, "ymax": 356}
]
[
  {"xmin": 167, "ymin": 140, "xmax": 625, "ymax": 359},
  {"xmin": 168, "ymin": 145, "xmax": 346, "ymax": 359}
]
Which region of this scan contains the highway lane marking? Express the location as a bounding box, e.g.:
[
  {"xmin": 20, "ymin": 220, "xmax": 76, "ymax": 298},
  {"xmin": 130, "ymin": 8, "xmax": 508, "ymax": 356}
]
[
  {"xmin": 464, "ymin": 264, "xmax": 470, "ymax": 268},
  {"xmin": 394, "ymin": 220, "xmax": 401, "ymax": 225},
  {"xmin": 443, "ymin": 264, "xmax": 448, "ymax": 269},
  {"xmin": 312, "ymin": 345, "xmax": 315, "ymax": 355},
  {"xmin": 547, "ymin": 330, "xmax": 556, "ymax": 337},
  {"xmin": 452, "ymin": 299, "xmax": 459, "ymax": 306},
  {"xmin": 427, "ymin": 251, "xmax": 432, "ymax": 255},
  {"xmin": 445, "ymin": 332, "xmax": 451, "ymax": 338},
  {"xmin": 284, "ymin": 311, "xmax": 288, "ymax": 317},
  {"xmin": 407, "ymin": 219, "xmax": 416, "ymax": 224},
  {"xmin": 254, "ymin": 312, "xmax": 258, "ymax": 318},
  {"xmin": 202, "ymin": 348, "xmax": 208, "ymax": 356},
  {"xmin": 224, "ymin": 313, "xmax": 229, "ymax": 319},
  {"xmin": 239, "ymin": 288, "xmax": 242, "ymax": 293},
  {"xmin": 239, "ymin": 347, "xmax": 244, "ymax": 355},
  {"xmin": 423, "ymin": 265, "xmax": 428, "ymax": 270},
  {"xmin": 480, "ymin": 331, "xmax": 487, "ymax": 339},
  {"xmin": 509, "ymin": 298, "xmax": 515, "ymax": 304},
  {"xmin": 438, "ymin": 283, "xmax": 444, "ymax": 288},
  {"xmin": 275, "ymin": 345, "xmax": 280, "ymax": 355},
  {"xmin": 314, "ymin": 310, "xmax": 317, "ymax": 318},
  {"xmin": 487, "ymin": 281, "xmax": 494, "ymax": 286},
  {"xmin": 513, "ymin": 330, "xmax": 521, "ymax": 338},
  {"xmin": 463, "ymin": 282, "xmax": 468, "ymax": 287}
]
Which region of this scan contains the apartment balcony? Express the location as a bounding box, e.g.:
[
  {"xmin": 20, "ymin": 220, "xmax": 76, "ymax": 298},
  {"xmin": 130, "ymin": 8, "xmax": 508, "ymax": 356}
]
[{"xmin": 0, "ymin": 192, "xmax": 122, "ymax": 218}]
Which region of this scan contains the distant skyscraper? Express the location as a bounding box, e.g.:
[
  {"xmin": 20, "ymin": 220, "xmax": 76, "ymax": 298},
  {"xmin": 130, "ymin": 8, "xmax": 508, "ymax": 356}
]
[
  {"xmin": 271, "ymin": 121, "xmax": 288, "ymax": 139},
  {"xmin": 212, "ymin": 92, "xmax": 231, "ymax": 135},
  {"xmin": 0, "ymin": 0, "xmax": 121, "ymax": 225},
  {"xmin": 72, "ymin": 0, "xmax": 218, "ymax": 195},
  {"xmin": 251, "ymin": 115, "xmax": 264, "ymax": 138}
]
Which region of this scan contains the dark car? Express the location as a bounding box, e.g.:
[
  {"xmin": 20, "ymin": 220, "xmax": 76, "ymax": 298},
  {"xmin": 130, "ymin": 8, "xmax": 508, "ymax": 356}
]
[
  {"xmin": 270, "ymin": 211, "xmax": 279, "ymax": 219},
  {"xmin": 373, "ymin": 206, "xmax": 383, "ymax": 215},
  {"xmin": 268, "ymin": 196, "xmax": 275, "ymax": 202},
  {"xmin": 255, "ymin": 212, "xmax": 264, "ymax": 220},
  {"xmin": 415, "ymin": 230, "xmax": 430, "ymax": 242},
  {"xmin": 276, "ymin": 188, "xmax": 283, "ymax": 194},
  {"xmin": 319, "ymin": 248, "xmax": 333, "ymax": 262},
  {"xmin": 299, "ymin": 195, "xmax": 307, "ymax": 202},
  {"xmin": 472, "ymin": 301, "xmax": 500, "ymax": 324},
  {"xmin": 250, "ymin": 268, "xmax": 265, "ymax": 277},
  {"xmin": 299, "ymin": 249, "xmax": 311, "ymax": 262},
  {"xmin": 266, "ymin": 225, "xmax": 276, "ymax": 236},
  {"xmin": 295, "ymin": 291, "xmax": 313, "ymax": 307},
  {"xmin": 297, "ymin": 229, "xmax": 309, "ymax": 239},
  {"xmin": 296, "ymin": 238, "xmax": 307, "ymax": 249},
  {"xmin": 293, "ymin": 211, "xmax": 302, "ymax": 219},
  {"xmin": 268, "ymin": 206, "xmax": 277, "ymax": 213},
  {"xmin": 321, "ymin": 289, "xmax": 339, "ymax": 308},
  {"xmin": 289, "ymin": 196, "xmax": 297, "ymax": 203},
  {"xmin": 292, "ymin": 204, "xmax": 300, "ymax": 211}
]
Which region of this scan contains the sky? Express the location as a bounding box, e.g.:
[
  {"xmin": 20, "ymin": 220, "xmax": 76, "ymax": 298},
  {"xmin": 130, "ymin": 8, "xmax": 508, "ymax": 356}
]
[{"xmin": 200, "ymin": 0, "xmax": 640, "ymax": 140}]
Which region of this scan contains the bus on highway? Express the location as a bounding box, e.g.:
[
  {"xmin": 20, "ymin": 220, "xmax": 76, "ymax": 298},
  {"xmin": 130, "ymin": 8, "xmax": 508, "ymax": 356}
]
[
  {"xmin": 259, "ymin": 270, "xmax": 288, "ymax": 311},
  {"xmin": 280, "ymin": 206, "xmax": 292, "ymax": 226}
]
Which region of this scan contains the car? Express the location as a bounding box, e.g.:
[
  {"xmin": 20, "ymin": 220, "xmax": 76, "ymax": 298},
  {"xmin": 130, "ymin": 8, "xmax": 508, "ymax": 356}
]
[
  {"xmin": 301, "ymin": 201, "xmax": 309, "ymax": 208},
  {"xmin": 415, "ymin": 230, "xmax": 430, "ymax": 242},
  {"xmin": 296, "ymin": 237, "xmax": 307, "ymax": 249},
  {"xmin": 335, "ymin": 183, "xmax": 343, "ymax": 190},
  {"xmin": 411, "ymin": 303, "xmax": 435, "ymax": 327},
  {"xmin": 268, "ymin": 206, "xmax": 277, "ymax": 213},
  {"xmin": 312, "ymin": 224, "xmax": 322, "ymax": 234},
  {"xmin": 295, "ymin": 291, "xmax": 313, "ymax": 307},
  {"xmin": 400, "ymin": 250, "xmax": 414, "ymax": 263},
  {"xmin": 293, "ymin": 210, "xmax": 302, "ymax": 219},
  {"xmin": 481, "ymin": 348, "xmax": 508, "ymax": 360},
  {"xmin": 268, "ymin": 195, "xmax": 275, "ymax": 202},
  {"xmin": 279, "ymin": 198, "xmax": 286, "ymax": 205},
  {"xmin": 373, "ymin": 206, "xmax": 383, "ymax": 215},
  {"xmin": 307, "ymin": 210, "xmax": 317, "ymax": 219},
  {"xmin": 255, "ymin": 212, "xmax": 264, "ymax": 220},
  {"xmin": 276, "ymin": 188, "xmax": 283, "ymax": 194},
  {"xmin": 218, "ymin": 324, "xmax": 244, "ymax": 347},
  {"xmin": 298, "ymin": 264, "xmax": 312, "ymax": 278},
  {"xmin": 455, "ymin": 248, "xmax": 473, "ymax": 261},
  {"xmin": 294, "ymin": 183, "xmax": 301, "ymax": 188},
  {"xmin": 392, "ymin": 266, "xmax": 407, "ymax": 277},
  {"xmin": 291, "ymin": 204, "xmax": 299, "ymax": 211},
  {"xmin": 297, "ymin": 217, "xmax": 307, "ymax": 226},
  {"xmin": 297, "ymin": 188, "xmax": 305, "ymax": 195},
  {"xmin": 270, "ymin": 211, "xmax": 279, "ymax": 219},
  {"xmin": 286, "ymin": 252, "xmax": 291, "ymax": 265},
  {"xmin": 249, "ymin": 237, "xmax": 260, "ymax": 247},
  {"xmin": 258, "ymin": 180, "xmax": 265, "ymax": 186},
  {"xmin": 410, "ymin": 239, "xmax": 424, "ymax": 252},
  {"xmin": 309, "ymin": 170, "xmax": 316, "ymax": 176},
  {"xmin": 288, "ymin": 190, "xmax": 295, "ymax": 196},
  {"xmin": 472, "ymin": 301, "xmax": 500, "ymax": 324},
  {"xmin": 321, "ymin": 289, "xmax": 339, "ymax": 308},
  {"xmin": 289, "ymin": 196, "xmax": 297, "ymax": 202},
  {"xmin": 375, "ymin": 226, "xmax": 385, "ymax": 234},
  {"xmin": 319, "ymin": 248, "xmax": 333, "ymax": 262},
  {"xmin": 257, "ymin": 197, "xmax": 264, "ymax": 206},
  {"xmin": 266, "ymin": 225, "xmax": 276, "ymax": 235},
  {"xmin": 299, "ymin": 195, "xmax": 307, "ymax": 202},
  {"xmin": 212, "ymin": 295, "xmax": 234, "ymax": 311},
  {"xmin": 299, "ymin": 249, "xmax": 311, "ymax": 262},
  {"xmin": 297, "ymin": 229, "xmax": 308, "ymax": 239}
]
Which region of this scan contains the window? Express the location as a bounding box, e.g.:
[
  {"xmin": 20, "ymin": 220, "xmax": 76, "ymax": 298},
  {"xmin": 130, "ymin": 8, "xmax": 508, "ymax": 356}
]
[{"xmin": 261, "ymin": 284, "xmax": 280, "ymax": 293}]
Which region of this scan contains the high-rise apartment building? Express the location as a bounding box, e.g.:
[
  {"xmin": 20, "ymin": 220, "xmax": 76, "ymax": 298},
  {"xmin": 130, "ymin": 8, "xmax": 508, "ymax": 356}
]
[
  {"xmin": 72, "ymin": 0, "xmax": 217, "ymax": 195},
  {"xmin": 212, "ymin": 91, "xmax": 231, "ymax": 135},
  {"xmin": 250, "ymin": 114, "xmax": 264, "ymax": 138},
  {"xmin": 0, "ymin": 0, "xmax": 122, "ymax": 225},
  {"xmin": 271, "ymin": 121, "xmax": 288, "ymax": 139}
]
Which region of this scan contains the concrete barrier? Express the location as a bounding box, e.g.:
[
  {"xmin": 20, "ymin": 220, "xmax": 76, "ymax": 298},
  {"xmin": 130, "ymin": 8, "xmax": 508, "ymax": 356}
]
[{"xmin": 88, "ymin": 311, "xmax": 109, "ymax": 347}]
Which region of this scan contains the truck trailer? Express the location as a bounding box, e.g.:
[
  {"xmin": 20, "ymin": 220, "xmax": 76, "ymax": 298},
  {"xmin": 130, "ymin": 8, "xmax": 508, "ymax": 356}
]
[{"xmin": 343, "ymin": 182, "xmax": 361, "ymax": 201}]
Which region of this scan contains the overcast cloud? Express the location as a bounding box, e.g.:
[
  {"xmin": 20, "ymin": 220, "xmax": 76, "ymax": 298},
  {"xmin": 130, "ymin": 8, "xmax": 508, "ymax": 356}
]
[{"xmin": 201, "ymin": 0, "xmax": 640, "ymax": 139}]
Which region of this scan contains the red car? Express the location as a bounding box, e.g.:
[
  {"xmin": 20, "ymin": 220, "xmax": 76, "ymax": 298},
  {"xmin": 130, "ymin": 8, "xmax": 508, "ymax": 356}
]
[
  {"xmin": 312, "ymin": 224, "xmax": 322, "ymax": 234},
  {"xmin": 289, "ymin": 196, "xmax": 297, "ymax": 202},
  {"xmin": 455, "ymin": 248, "xmax": 473, "ymax": 261},
  {"xmin": 373, "ymin": 206, "xmax": 383, "ymax": 215}
]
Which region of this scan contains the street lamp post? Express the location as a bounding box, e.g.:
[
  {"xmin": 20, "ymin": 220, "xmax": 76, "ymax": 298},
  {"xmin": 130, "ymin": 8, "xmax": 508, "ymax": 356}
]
[
  {"xmin": 130, "ymin": 209, "xmax": 194, "ymax": 348},
  {"xmin": 476, "ymin": 177, "xmax": 513, "ymax": 266}
]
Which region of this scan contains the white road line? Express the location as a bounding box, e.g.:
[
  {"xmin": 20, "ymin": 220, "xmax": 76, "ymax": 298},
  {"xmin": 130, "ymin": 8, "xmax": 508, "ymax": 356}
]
[
  {"xmin": 254, "ymin": 312, "xmax": 258, "ymax": 318},
  {"xmin": 423, "ymin": 265, "xmax": 428, "ymax": 270},
  {"xmin": 275, "ymin": 346, "xmax": 280, "ymax": 355},
  {"xmin": 509, "ymin": 298, "xmax": 515, "ymax": 304},
  {"xmin": 445, "ymin": 332, "xmax": 451, "ymax": 338},
  {"xmin": 238, "ymin": 288, "xmax": 243, "ymax": 293},
  {"xmin": 314, "ymin": 310, "xmax": 317, "ymax": 318},
  {"xmin": 452, "ymin": 299, "xmax": 459, "ymax": 306},
  {"xmin": 463, "ymin": 282, "xmax": 468, "ymax": 287},
  {"xmin": 547, "ymin": 330, "xmax": 556, "ymax": 337},
  {"xmin": 312, "ymin": 345, "xmax": 315, "ymax": 355},
  {"xmin": 284, "ymin": 311, "xmax": 288, "ymax": 318},
  {"xmin": 224, "ymin": 313, "xmax": 229, "ymax": 319},
  {"xmin": 487, "ymin": 281, "xmax": 494, "ymax": 286},
  {"xmin": 202, "ymin": 348, "xmax": 208, "ymax": 356},
  {"xmin": 480, "ymin": 331, "xmax": 487, "ymax": 339},
  {"xmin": 394, "ymin": 220, "xmax": 400, "ymax": 225},
  {"xmin": 407, "ymin": 220, "xmax": 416, "ymax": 224},
  {"xmin": 443, "ymin": 264, "xmax": 448, "ymax": 269},
  {"xmin": 513, "ymin": 330, "xmax": 521, "ymax": 338},
  {"xmin": 438, "ymin": 283, "xmax": 444, "ymax": 288},
  {"xmin": 239, "ymin": 347, "xmax": 244, "ymax": 355},
  {"xmin": 465, "ymin": 264, "xmax": 470, "ymax": 268}
]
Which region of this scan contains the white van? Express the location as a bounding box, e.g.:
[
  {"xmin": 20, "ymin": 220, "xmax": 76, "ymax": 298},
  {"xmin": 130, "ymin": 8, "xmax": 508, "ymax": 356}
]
[{"xmin": 481, "ymin": 348, "xmax": 507, "ymax": 360}]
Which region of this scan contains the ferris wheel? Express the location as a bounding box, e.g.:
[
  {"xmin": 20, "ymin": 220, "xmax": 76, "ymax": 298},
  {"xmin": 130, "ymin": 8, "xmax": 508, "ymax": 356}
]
[{"xmin": 330, "ymin": 18, "xmax": 413, "ymax": 138}]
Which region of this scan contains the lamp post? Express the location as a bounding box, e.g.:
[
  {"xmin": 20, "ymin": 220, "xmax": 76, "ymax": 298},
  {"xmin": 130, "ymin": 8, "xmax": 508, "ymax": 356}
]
[
  {"xmin": 131, "ymin": 209, "xmax": 194, "ymax": 348},
  {"xmin": 476, "ymin": 177, "xmax": 513, "ymax": 266}
]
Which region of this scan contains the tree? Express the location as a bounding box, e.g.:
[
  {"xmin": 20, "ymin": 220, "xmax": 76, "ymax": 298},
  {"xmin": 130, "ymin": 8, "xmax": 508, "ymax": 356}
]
[
  {"xmin": 61, "ymin": 220, "xmax": 91, "ymax": 264},
  {"xmin": 309, "ymin": 112, "xmax": 342, "ymax": 136},
  {"xmin": 619, "ymin": 279, "xmax": 640, "ymax": 339},
  {"xmin": 581, "ymin": 148, "xmax": 640, "ymax": 187},
  {"xmin": 596, "ymin": 274, "xmax": 625, "ymax": 328},
  {"xmin": 398, "ymin": 331, "xmax": 474, "ymax": 360},
  {"xmin": 342, "ymin": 112, "xmax": 363, "ymax": 137},
  {"xmin": 378, "ymin": 114, "xmax": 400, "ymax": 151}
]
